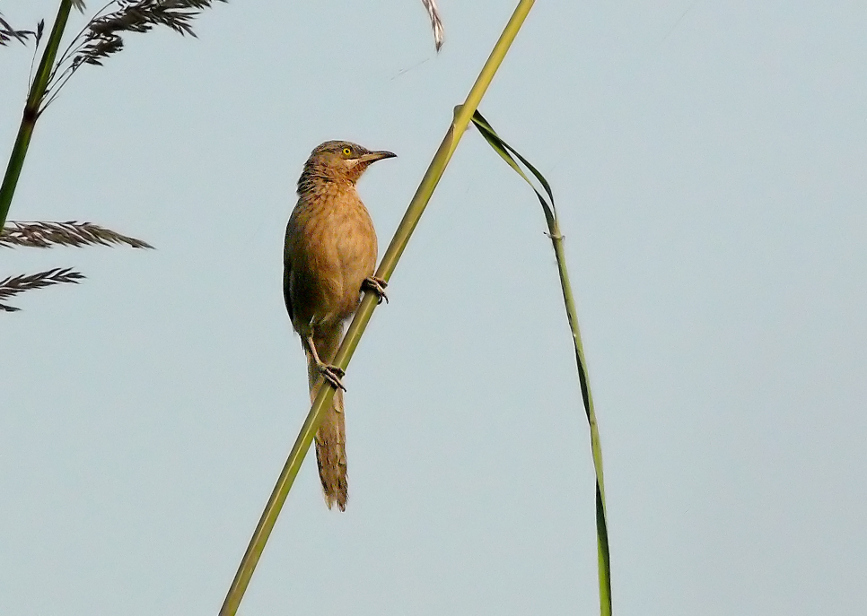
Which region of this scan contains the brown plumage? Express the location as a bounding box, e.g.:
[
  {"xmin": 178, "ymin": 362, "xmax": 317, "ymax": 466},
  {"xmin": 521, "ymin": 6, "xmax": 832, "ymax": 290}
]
[{"xmin": 283, "ymin": 140, "xmax": 395, "ymax": 511}]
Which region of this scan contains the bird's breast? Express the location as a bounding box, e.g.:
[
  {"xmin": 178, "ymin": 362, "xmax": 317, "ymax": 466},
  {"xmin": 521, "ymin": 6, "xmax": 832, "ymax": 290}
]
[{"xmin": 287, "ymin": 188, "xmax": 378, "ymax": 323}]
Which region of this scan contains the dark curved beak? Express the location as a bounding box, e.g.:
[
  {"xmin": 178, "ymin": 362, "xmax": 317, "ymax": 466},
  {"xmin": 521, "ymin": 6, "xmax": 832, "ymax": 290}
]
[{"xmin": 359, "ymin": 150, "xmax": 397, "ymax": 163}]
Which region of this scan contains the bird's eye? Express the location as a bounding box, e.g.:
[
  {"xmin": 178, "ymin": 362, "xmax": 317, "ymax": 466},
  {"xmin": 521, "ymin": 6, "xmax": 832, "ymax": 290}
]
[{"xmin": 342, "ymin": 147, "xmax": 352, "ymax": 156}]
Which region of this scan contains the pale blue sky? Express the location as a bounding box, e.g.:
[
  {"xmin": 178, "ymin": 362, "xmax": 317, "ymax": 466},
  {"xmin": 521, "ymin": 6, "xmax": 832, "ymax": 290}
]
[{"xmin": 2, "ymin": 1, "xmax": 866, "ymax": 615}]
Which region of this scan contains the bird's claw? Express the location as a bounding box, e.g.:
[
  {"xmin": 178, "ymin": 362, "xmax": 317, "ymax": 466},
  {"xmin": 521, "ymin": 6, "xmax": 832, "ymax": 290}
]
[
  {"xmin": 362, "ymin": 276, "xmax": 389, "ymax": 304},
  {"xmin": 319, "ymin": 364, "xmax": 347, "ymax": 391}
]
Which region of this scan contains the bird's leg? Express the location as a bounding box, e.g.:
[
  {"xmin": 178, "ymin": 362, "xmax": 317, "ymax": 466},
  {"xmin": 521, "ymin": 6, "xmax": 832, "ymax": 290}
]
[
  {"xmin": 306, "ymin": 335, "xmax": 347, "ymax": 392},
  {"xmin": 362, "ymin": 276, "xmax": 388, "ymax": 304}
]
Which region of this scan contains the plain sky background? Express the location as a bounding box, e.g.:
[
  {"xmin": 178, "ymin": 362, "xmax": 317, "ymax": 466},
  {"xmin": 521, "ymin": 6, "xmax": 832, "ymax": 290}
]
[{"xmin": 2, "ymin": 1, "xmax": 866, "ymax": 614}]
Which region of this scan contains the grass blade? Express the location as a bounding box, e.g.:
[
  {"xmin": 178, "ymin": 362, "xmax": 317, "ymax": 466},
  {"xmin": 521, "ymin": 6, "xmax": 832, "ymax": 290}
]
[{"xmin": 471, "ymin": 110, "xmax": 612, "ymax": 616}]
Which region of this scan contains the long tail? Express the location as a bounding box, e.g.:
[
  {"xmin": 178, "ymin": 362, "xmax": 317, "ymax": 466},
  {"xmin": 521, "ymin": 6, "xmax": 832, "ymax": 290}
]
[{"xmin": 306, "ymin": 325, "xmax": 347, "ymax": 511}]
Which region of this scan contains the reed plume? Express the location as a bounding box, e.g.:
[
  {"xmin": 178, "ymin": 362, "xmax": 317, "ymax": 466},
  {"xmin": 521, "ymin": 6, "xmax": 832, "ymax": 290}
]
[
  {"xmin": 0, "ymin": 267, "xmax": 84, "ymax": 312},
  {"xmin": 1, "ymin": 220, "xmax": 152, "ymax": 249}
]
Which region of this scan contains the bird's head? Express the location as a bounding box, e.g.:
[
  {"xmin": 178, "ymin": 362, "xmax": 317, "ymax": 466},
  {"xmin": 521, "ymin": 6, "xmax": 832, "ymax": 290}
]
[{"xmin": 300, "ymin": 140, "xmax": 396, "ymax": 188}]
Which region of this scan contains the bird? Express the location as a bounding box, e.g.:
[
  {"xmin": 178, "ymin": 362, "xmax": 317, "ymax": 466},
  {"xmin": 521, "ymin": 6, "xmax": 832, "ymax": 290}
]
[{"xmin": 283, "ymin": 140, "xmax": 396, "ymax": 511}]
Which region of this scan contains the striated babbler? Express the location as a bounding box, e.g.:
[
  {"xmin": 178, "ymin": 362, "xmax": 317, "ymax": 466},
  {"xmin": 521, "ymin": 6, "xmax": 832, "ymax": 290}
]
[{"xmin": 283, "ymin": 140, "xmax": 395, "ymax": 511}]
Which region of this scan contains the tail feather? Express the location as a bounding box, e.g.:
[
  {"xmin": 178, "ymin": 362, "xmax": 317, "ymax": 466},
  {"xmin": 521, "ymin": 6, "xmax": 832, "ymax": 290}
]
[{"xmin": 306, "ymin": 326, "xmax": 348, "ymax": 511}]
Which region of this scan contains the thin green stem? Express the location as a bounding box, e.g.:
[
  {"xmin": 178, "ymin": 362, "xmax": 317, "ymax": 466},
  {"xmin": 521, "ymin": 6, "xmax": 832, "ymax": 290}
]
[
  {"xmin": 467, "ymin": 111, "xmax": 611, "ymax": 615},
  {"xmin": 0, "ymin": 0, "xmax": 73, "ymax": 229},
  {"xmin": 550, "ymin": 225, "xmax": 611, "ymax": 616},
  {"xmin": 218, "ymin": 2, "xmax": 536, "ymax": 614}
]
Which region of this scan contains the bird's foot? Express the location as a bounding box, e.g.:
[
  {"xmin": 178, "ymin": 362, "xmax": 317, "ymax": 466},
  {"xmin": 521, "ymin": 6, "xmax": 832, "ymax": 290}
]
[
  {"xmin": 318, "ymin": 363, "xmax": 347, "ymax": 391},
  {"xmin": 362, "ymin": 276, "xmax": 388, "ymax": 304}
]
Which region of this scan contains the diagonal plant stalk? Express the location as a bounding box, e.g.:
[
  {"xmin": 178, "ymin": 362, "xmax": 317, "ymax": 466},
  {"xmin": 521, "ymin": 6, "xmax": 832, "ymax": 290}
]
[
  {"xmin": 470, "ymin": 110, "xmax": 611, "ymax": 616},
  {"xmin": 219, "ymin": 1, "xmax": 536, "ymax": 614},
  {"xmin": 0, "ymin": 0, "xmax": 73, "ymax": 230}
]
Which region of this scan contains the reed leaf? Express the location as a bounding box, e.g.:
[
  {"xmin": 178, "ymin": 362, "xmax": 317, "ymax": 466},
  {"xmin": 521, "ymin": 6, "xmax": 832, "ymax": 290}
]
[
  {"xmin": 470, "ymin": 110, "xmax": 612, "ymax": 616},
  {"xmin": 218, "ymin": 2, "xmax": 537, "ymax": 614},
  {"xmin": 0, "ymin": 220, "xmax": 153, "ymax": 249},
  {"xmin": 0, "ymin": 267, "xmax": 85, "ymax": 312}
]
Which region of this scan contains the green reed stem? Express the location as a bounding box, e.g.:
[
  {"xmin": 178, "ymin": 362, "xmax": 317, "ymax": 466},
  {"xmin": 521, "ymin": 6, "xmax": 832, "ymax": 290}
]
[
  {"xmin": 0, "ymin": 0, "xmax": 72, "ymax": 229},
  {"xmin": 218, "ymin": 2, "xmax": 536, "ymax": 614}
]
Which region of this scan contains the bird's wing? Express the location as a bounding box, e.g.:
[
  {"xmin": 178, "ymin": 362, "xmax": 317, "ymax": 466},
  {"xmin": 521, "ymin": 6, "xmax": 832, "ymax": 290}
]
[{"xmin": 283, "ymin": 236, "xmax": 295, "ymax": 323}]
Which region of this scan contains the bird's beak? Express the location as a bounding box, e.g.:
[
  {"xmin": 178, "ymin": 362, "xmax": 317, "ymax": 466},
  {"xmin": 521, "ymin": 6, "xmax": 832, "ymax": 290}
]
[{"xmin": 358, "ymin": 150, "xmax": 397, "ymax": 163}]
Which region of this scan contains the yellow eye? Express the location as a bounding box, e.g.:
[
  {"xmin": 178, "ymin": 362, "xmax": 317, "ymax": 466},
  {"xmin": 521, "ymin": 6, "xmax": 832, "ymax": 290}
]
[{"xmin": 342, "ymin": 147, "xmax": 352, "ymax": 156}]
